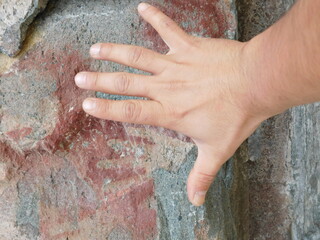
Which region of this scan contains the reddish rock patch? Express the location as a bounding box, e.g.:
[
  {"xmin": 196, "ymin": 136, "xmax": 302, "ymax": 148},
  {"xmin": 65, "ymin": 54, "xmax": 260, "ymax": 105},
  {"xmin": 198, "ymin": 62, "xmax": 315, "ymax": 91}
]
[
  {"xmin": 104, "ymin": 179, "xmax": 157, "ymax": 240},
  {"xmin": 142, "ymin": 0, "xmax": 232, "ymax": 53},
  {"xmin": 10, "ymin": 43, "xmax": 94, "ymax": 152},
  {"xmin": 6, "ymin": 127, "xmax": 32, "ymax": 141}
]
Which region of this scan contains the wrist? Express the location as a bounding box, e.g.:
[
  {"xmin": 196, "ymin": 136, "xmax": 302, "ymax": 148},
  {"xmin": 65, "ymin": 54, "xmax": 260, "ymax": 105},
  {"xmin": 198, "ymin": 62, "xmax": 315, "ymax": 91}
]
[
  {"xmin": 240, "ymin": 37, "xmax": 286, "ymax": 120},
  {"xmin": 241, "ymin": 0, "xmax": 320, "ymax": 119}
]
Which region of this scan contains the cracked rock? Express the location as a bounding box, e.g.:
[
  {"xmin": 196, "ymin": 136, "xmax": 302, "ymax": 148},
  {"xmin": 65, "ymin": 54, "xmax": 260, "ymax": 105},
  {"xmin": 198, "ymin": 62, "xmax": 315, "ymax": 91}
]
[{"xmin": 0, "ymin": 0, "xmax": 49, "ymax": 57}]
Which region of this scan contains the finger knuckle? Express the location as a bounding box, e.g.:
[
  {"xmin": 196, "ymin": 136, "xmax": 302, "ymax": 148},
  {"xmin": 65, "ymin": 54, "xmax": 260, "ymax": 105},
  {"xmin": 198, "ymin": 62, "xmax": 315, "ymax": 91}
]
[
  {"xmin": 115, "ymin": 74, "xmax": 131, "ymax": 94},
  {"xmin": 96, "ymin": 101, "xmax": 110, "ymax": 115},
  {"xmin": 123, "ymin": 101, "xmax": 141, "ymax": 121},
  {"xmin": 128, "ymin": 47, "xmax": 143, "ymax": 65},
  {"xmin": 93, "ymin": 73, "xmax": 99, "ymax": 88},
  {"xmin": 165, "ymin": 80, "xmax": 184, "ymax": 91},
  {"xmin": 101, "ymin": 43, "xmax": 113, "ymax": 57},
  {"xmin": 159, "ymin": 16, "xmax": 174, "ymax": 29},
  {"xmin": 196, "ymin": 171, "xmax": 215, "ymax": 186}
]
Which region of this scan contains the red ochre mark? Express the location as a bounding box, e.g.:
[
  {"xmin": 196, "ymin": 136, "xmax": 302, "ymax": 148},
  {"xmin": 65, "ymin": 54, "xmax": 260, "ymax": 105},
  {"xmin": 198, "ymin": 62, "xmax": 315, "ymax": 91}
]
[
  {"xmin": 106, "ymin": 179, "xmax": 157, "ymax": 240},
  {"xmin": 17, "ymin": 152, "xmax": 99, "ymax": 240},
  {"xmin": 0, "ymin": 142, "xmax": 25, "ymax": 179},
  {"xmin": 3, "ymin": 43, "xmax": 159, "ymax": 239},
  {"xmin": 141, "ymin": 0, "xmax": 230, "ymax": 53},
  {"xmin": 15, "ymin": 44, "xmax": 94, "ymax": 152},
  {"xmin": 5, "ymin": 127, "xmax": 32, "ymax": 141},
  {"xmin": 62, "ymin": 118, "xmax": 157, "ymax": 239},
  {"xmin": 67, "ymin": 118, "xmax": 153, "ymax": 189}
]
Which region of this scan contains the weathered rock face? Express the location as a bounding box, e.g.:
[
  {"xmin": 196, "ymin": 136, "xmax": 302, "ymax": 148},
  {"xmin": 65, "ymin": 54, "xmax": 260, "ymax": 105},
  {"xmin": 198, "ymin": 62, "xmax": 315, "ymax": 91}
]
[
  {"xmin": 0, "ymin": 0, "xmax": 49, "ymax": 57},
  {"xmin": 0, "ymin": 0, "xmax": 240, "ymax": 239},
  {"xmin": 238, "ymin": 0, "xmax": 320, "ymax": 239},
  {"xmin": 1, "ymin": 0, "xmax": 319, "ymax": 239}
]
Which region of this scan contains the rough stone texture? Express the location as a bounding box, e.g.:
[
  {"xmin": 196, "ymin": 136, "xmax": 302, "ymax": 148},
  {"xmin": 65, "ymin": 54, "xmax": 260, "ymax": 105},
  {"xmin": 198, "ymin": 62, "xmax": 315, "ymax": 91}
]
[
  {"xmin": 0, "ymin": 0, "xmax": 240, "ymax": 239},
  {"xmin": 0, "ymin": 0, "xmax": 49, "ymax": 57},
  {"xmin": 3, "ymin": 0, "xmax": 319, "ymax": 239},
  {"xmin": 238, "ymin": 0, "xmax": 320, "ymax": 239},
  {"xmin": 289, "ymin": 105, "xmax": 320, "ymax": 240}
]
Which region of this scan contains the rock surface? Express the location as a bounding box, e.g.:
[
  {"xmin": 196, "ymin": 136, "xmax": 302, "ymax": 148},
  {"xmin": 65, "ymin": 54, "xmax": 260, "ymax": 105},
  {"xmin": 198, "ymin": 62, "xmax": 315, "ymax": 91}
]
[
  {"xmin": 0, "ymin": 0, "xmax": 49, "ymax": 57},
  {"xmin": 1, "ymin": 0, "xmax": 319, "ymax": 239},
  {"xmin": 0, "ymin": 0, "xmax": 239, "ymax": 239},
  {"xmin": 238, "ymin": 0, "xmax": 320, "ymax": 239}
]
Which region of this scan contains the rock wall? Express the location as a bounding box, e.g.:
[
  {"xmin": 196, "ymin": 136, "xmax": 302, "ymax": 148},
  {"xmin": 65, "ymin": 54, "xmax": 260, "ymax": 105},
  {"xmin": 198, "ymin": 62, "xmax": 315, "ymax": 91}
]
[
  {"xmin": 0, "ymin": 0, "xmax": 49, "ymax": 57},
  {"xmin": 0, "ymin": 0, "xmax": 319, "ymax": 239}
]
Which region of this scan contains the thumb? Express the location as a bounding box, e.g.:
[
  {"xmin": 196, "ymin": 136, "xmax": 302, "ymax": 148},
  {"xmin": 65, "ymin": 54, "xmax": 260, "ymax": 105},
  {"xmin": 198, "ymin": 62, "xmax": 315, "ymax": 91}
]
[{"xmin": 187, "ymin": 146, "xmax": 223, "ymax": 206}]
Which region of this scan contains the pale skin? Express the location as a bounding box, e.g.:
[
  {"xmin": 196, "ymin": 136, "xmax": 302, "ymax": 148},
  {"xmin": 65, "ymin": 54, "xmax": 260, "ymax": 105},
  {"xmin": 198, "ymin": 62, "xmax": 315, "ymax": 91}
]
[{"xmin": 75, "ymin": 0, "xmax": 320, "ymax": 206}]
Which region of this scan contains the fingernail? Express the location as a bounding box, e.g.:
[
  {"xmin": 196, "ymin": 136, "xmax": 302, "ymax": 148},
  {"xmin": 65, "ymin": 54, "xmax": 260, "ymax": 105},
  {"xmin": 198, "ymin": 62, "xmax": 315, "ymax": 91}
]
[
  {"xmin": 138, "ymin": 3, "xmax": 150, "ymax": 12},
  {"xmin": 83, "ymin": 99, "xmax": 96, "ymax": 111},
  {"xmin": 193, "ymin": 191, "xmax": 206, "ymax": 206},
  {"xmin": 75, "ymin": 73, "xmax": 86, "ymax": 86},
  {"xmin": 90, "ymin": 44, "xmax": 101, "ymax": 56}
]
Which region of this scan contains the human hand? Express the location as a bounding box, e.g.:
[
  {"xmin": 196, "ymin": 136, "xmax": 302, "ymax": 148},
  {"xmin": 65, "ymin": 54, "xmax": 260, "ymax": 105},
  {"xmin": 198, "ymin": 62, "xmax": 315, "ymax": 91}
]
[{"xmin": 75, "ymin": 3, "xmax": 268, "ymax": 206}]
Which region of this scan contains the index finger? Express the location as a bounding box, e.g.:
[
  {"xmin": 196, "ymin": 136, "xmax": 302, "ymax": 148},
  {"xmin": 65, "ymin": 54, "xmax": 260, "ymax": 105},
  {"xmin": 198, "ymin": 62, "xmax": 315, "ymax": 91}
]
[{"xmin": 138, "ymin": 3, "xmax": 192, "ymax": 51}]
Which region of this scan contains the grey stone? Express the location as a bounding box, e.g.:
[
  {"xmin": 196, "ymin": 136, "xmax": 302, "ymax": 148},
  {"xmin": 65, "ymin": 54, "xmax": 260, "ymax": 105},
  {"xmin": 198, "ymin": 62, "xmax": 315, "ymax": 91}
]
[
  {"xmin": 288, "ymin": 104, "xmax": 320, "ymax": 240},
  {"xmin": 0, "ymin": 0, "xmax": 49, "ymax": 57},
  {"xmin": 107, "ymin": 226, "xmax": 133, "ymax": 240},
  {"xmin": 1, "ymin": 0, "xmax": 319, "ymax": 239},
  {"xmin": 16, "ymin": 181, "xmax": 40, "ymax": 240},
  {"xmin": 237, "ymin": 0, "xmax": 295, "ymax": 41},
  {"xmin": 154, "ymin": 146, "xmax": 249, "ymax": 240},
  {"xmin": 153, "ymin": 148, "xmax": 206, "ymax": 240}
]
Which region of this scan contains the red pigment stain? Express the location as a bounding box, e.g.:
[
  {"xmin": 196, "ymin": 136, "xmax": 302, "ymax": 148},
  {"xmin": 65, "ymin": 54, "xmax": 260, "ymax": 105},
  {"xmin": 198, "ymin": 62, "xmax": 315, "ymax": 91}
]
[
  {"xmin": 68, "ymin": 117, "xmax": 153, "ymax": 189},
  {"xmin": 142, "ymin": 0, "xmax": 231, "ymax": 53},
  {"xmin": 1, "ymin": 80, "xmax": 159, "ymax": 239},
  {"xmin": 14, "ymin": 44, "xmax": 94, "ymax": 153},
  {"xmin": 18, "ymin": 153, "xmax": 98, "ymax": 239},
  {"xmin": 5, "ymin": 127, "xmax": 32, "ymax": 141},
  {"xmin": 105, "ymin": 179, "xmax": 157, "ymax": 240},
  {"xmin": 0, "ymin": 142, "xmax": 25, "ymax": 180},
  {"xmin": 0, "ymin": 4, "xmax": 219, "ymax": 237},
  {"xmin": 65, "ymin": 117, "xmax": 157, "ymax": 239}
]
